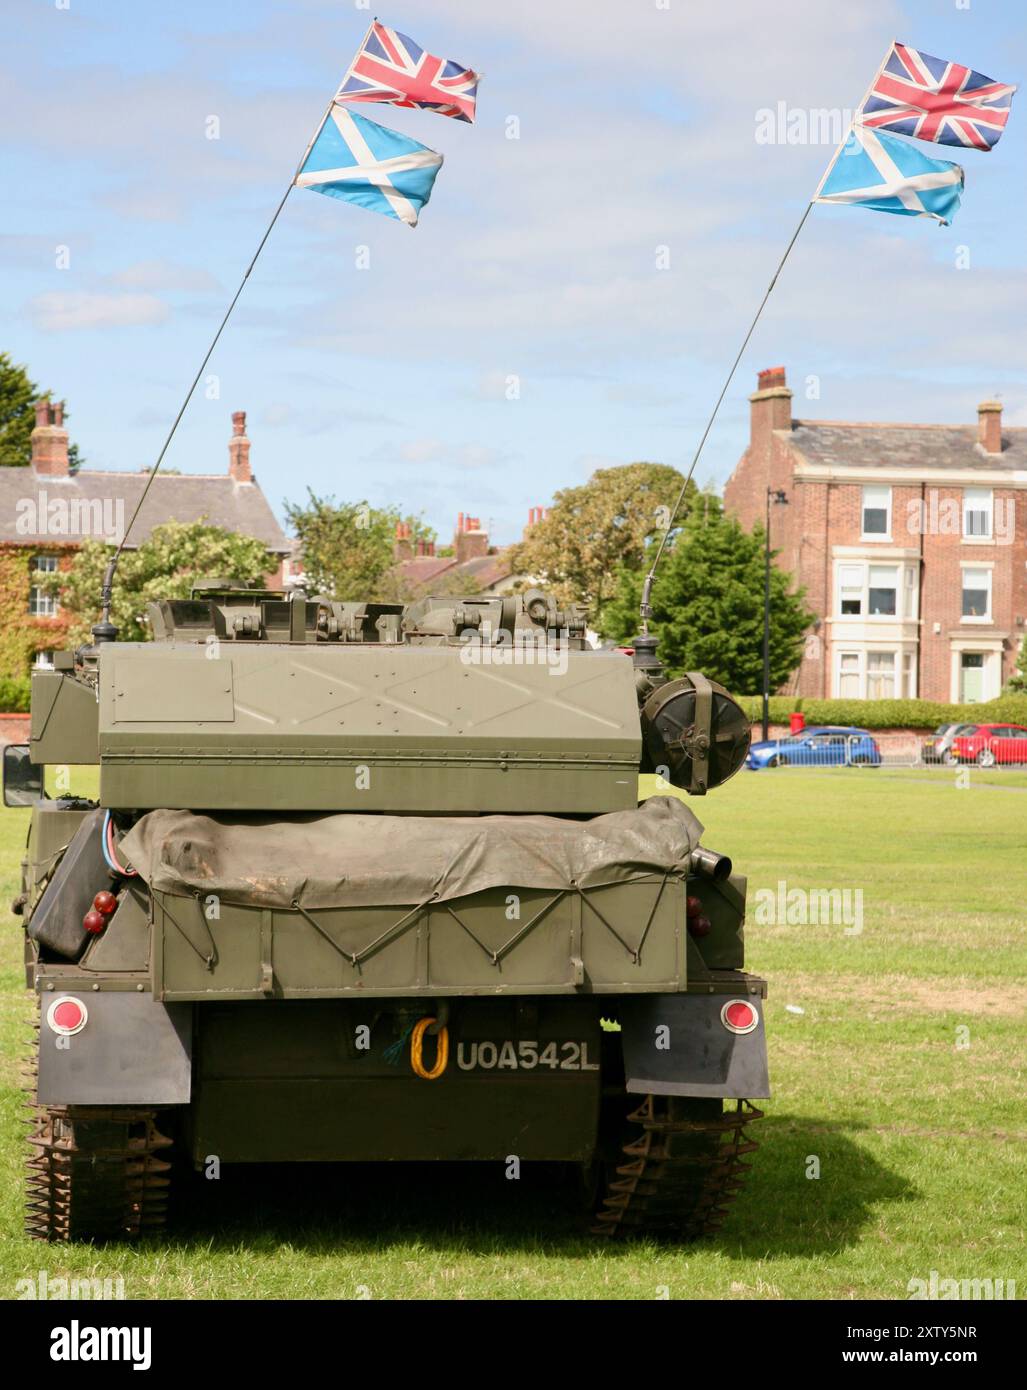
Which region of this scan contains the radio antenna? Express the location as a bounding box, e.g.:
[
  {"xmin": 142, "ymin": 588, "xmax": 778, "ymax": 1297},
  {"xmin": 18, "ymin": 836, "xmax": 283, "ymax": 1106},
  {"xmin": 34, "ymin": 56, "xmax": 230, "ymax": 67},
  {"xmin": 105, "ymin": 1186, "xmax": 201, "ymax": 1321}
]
[
  {"xmin": 91, "ymin": 97, "xmax": 338, "ymax": 643},
  {"xmin": 637, "ymin": 201, "xmax": 813, "ymax": 634}
]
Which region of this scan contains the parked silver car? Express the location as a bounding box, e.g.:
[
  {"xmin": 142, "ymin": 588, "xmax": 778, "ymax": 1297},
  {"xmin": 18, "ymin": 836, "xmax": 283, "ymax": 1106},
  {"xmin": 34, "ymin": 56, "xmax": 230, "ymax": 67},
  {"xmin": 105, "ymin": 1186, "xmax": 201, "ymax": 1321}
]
[{"xmin": 921, "ymin": 722, "xmax": 973, "ymax": 765}]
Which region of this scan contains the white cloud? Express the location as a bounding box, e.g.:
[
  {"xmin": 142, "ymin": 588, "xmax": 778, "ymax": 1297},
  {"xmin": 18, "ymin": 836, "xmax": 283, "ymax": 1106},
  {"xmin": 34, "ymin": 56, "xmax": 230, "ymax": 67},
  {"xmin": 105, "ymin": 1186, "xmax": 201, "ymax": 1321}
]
[
  {"xmin": 366, "ymin": 438, "xmax": 514, "ymax": 469},
  {"xmin": 26, "ymin": 291, "xmax": 171, "ymax": 332},
  {"xmin": 100, "ymin": 188, "xmax": 186, "ymax": 223},
  {"xmin": 107, "ymin": 260, "xmax": 220, "ymax": 291}
]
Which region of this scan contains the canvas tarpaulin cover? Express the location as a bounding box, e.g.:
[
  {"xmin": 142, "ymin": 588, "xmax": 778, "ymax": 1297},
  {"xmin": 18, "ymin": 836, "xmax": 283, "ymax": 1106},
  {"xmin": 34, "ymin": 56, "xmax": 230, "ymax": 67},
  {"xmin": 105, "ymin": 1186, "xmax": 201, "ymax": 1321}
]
[{"xmin": 120, "ymin": 796, "xmax": 704, "ymax": 911}]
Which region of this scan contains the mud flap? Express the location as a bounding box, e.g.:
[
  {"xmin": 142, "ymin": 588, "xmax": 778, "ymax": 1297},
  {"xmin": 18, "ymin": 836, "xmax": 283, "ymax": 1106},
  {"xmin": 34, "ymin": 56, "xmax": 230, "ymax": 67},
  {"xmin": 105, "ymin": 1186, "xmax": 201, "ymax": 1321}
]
[
  {"xmin": 618, "ymin": 991, "xmax": 770, "ymax": 1098},
  {"xmin": 37, "ymin": 991, "xmax": 192, "ymax": 1105}
]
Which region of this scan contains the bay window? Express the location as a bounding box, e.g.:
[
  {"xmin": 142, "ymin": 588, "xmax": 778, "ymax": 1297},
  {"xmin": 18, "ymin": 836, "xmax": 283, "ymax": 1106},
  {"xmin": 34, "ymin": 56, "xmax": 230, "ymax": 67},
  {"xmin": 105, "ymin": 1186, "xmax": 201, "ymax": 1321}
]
[
  {"xmin": 867, "ymin": 565, "xmax": 897, "ymax": 616},
  {"xmin": 866, "ymin": 651, "xmax": 895, "ymax": 698}
]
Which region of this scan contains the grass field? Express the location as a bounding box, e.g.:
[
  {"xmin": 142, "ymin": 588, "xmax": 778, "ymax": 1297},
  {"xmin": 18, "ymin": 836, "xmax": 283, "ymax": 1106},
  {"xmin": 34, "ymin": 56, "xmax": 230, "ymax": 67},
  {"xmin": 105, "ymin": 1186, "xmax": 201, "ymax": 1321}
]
[{"xmin": 1, "ymin": 768, "xmax": 1024, "ymax": 1301}]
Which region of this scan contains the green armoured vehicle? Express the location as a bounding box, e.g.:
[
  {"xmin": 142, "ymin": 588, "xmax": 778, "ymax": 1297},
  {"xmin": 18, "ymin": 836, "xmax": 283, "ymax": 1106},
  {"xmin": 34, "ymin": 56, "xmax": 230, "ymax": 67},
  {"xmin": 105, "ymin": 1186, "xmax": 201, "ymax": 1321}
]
[{"xmin": 10, "ymin": 584, "xmax": 767, "ymax": 1242}]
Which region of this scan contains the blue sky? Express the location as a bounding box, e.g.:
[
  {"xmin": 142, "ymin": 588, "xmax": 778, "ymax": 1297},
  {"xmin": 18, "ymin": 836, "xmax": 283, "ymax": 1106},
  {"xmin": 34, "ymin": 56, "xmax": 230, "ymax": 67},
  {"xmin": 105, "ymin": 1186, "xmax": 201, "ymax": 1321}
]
[{"xmin": 2, "ymin": 0, "xmax": 1025, "ymax": 547}]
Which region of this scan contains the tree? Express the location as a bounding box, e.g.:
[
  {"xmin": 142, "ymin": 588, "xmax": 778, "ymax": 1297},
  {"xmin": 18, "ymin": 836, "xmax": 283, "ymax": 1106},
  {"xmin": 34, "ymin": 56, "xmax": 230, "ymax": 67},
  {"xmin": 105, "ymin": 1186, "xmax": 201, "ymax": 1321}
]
[
  {"xmin": 284, "ymin": 491, "xmax": 434, "ymax": 601},
  {"xmin": 47, "ymin": 521, "xmax": 276, "ymax": 646},
  {"xmin": 0, "ymin": 351, "xmax": 82, "ymax": 469},
  {"xmin": 599, "ymin": 492, "xmax": 812, "ymax": 694},
  {"xmin": 508, "ymin": 463, "xmax": 689, "ymax": 623}
]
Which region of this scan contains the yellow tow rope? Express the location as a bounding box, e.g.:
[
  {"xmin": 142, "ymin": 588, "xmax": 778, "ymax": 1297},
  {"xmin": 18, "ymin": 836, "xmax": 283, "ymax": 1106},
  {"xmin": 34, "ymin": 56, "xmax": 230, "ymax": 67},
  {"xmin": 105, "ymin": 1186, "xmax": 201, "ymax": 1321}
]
[{"xmin": 410, "ymin": 1016, "xmax": 449, "ymax": 1080}]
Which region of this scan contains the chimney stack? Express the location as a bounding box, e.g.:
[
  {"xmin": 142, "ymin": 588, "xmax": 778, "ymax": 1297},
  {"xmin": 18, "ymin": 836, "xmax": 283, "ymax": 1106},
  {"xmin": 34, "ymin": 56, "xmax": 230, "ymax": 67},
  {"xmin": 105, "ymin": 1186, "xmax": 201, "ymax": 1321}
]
[
  {"xmin": 228, "ymin": 410, "xmax": 253, "ymax": 482},
  {"xmin": 454, "ymin": 512, "xmax": 488, "ymax": 563},
  {"xmin": 749, "ymin": 366, "xmax": 793, "ymax": 454},
  {"xmin": 523, "ymin": 506, "xmax": 547, "ymax": 538},
  {"xmin": 30, "ymin": 399, "xmax": 70, "ymax": 477},
  {"xmin": 394, "ymin": 521, "xmax": 413, "ymax": 562},
  {"xmin": 977, "ymin": 399, "xmax": 1003, "ymax": 455}
]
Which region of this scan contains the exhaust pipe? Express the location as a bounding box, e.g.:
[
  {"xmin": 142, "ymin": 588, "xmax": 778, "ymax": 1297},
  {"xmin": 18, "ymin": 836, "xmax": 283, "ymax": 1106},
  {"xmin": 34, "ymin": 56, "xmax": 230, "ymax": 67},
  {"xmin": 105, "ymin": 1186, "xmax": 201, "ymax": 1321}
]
[{"xmin": 690, "ymin": 847, "xmax": 732, "ymax": 882}]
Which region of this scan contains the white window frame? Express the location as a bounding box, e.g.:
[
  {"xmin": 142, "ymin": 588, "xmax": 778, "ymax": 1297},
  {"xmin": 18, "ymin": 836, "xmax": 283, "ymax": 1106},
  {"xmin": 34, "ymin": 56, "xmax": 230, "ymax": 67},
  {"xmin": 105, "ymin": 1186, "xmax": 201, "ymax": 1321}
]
[
  {"xmin": 962, "ymin": 487, "xmax": 993, "ymax": 541},
  {"xmin": 836, "ymin": 649, "xmax": 862, "ymax": 698},
  {"xmin": 838, "ymin": 563, "xmax": 864, "ymax": 616},
  {"xmin": 902, "ymin": 651, "xmax": 915, "ymax": 699},
  {"xmin": 835, "ymin": 560, "xmax": 903, "ymax": 618},
  {"xmin": 866, "ymin": 650, "xmax": 896, "ymax": 699},
  {"xmin": 29, "ymin": 555, "xmax": 59, "ymax": 618},
  {"xmin": 960, "ymin": 564, "xmax": 992, "ymax": 623},
  {"xmin": 32, "ymin": 650, "xmax": 55, "ymax": 670},
  {"xmin": 833, "ymin": 645, "xmax": 913, "ymax": 699},
  {"xmin": 28, "ymin": 587, "xmax": 58, "ymax": 617},
  {"xmin": 867, "ymin": 563, "xmax": 899, "ymax": 617},
  {"xmin": 861, "ymin": 485, "xmax": 892, "ymax": 540}
]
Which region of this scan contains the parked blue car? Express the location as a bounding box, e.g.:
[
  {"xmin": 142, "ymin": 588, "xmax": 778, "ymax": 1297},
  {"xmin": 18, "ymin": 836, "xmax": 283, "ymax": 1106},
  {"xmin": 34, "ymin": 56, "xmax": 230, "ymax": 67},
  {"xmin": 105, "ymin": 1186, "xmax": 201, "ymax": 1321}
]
[{"xmin": 746, "ymin": 726, "xmax": 882, "ymax": 770}]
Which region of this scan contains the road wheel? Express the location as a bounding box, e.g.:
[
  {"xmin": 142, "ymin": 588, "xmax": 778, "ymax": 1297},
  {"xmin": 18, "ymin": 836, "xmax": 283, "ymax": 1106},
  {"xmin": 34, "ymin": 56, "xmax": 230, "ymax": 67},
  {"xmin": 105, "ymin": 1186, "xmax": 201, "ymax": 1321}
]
[
  {"xmin": 766, "ymin": 755, "xmax": 788, "ymax": 768},
  {"xmin": 976, "ymin": 748, "xmax": 997, "ymax": 768},
  {"xmin": 942, "ymin": 750, "xmax": 958, "ymax": 767}
]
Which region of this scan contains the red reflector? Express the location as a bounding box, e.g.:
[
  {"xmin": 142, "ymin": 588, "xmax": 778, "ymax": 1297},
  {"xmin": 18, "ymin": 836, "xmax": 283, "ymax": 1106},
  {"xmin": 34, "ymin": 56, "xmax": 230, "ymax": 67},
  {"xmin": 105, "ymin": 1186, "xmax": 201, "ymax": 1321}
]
[
  {"xmin": 721, "ymin": 999, "xmax": 759, "ymax": 1035},
  {"xmin": 47, "ymin": 996, "xmax": 88, "ymax": 1036}
]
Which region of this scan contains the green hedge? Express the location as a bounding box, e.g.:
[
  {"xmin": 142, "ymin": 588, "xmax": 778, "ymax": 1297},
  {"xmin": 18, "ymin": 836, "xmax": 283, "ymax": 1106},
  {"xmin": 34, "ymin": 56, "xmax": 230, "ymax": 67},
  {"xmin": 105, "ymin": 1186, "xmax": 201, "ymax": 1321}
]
[
  {"xmin": 0, "ymin": 675, "xmax": 32, "ymax": 713},
  {"xmin": 735, "ymin": 694, "xmax": 1027, "ymax": 731}
]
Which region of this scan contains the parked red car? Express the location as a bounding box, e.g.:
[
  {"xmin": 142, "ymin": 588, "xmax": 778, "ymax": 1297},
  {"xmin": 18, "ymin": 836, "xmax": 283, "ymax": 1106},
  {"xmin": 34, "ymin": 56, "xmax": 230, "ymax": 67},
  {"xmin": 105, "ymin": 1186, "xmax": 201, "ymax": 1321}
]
[{"xmin": 948, "ymin": 723, "xmax": 1027, "ymax": 767}]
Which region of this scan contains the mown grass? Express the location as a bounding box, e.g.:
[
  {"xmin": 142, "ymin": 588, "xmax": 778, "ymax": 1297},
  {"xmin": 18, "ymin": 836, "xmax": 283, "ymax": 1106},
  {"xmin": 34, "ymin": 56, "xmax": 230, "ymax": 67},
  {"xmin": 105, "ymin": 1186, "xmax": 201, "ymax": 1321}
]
[{"xmin": 0, "ymin": 768, "xmax": 1024, "ymax": 1300}]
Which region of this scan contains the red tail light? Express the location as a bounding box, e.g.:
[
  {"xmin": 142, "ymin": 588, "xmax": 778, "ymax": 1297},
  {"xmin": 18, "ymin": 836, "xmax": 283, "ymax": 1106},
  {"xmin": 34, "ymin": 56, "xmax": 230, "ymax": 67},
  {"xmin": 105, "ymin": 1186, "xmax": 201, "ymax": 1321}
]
[
  {"xmin": 721, "ymin": 999, "xmax": 759, "ymax": 1035},
  {"xmin": 46, "ymin": 996, "xmax": 88, "ymax": 1036}
]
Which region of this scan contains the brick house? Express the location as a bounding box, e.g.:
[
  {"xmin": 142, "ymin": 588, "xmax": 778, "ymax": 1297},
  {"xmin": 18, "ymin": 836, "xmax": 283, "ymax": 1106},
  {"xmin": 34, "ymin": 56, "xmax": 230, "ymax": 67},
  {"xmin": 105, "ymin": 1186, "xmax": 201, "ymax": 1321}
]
[
  {"xmin": 391, "ymin": 511, "xmax": 520, "ymax": 594},
  {"xmin": 724, "ymin": 367, "xmax": 1027, "ymax": 703},
  {"xmin": 0, "ymin": 402, "xmax": 290, "ymax": 678}
]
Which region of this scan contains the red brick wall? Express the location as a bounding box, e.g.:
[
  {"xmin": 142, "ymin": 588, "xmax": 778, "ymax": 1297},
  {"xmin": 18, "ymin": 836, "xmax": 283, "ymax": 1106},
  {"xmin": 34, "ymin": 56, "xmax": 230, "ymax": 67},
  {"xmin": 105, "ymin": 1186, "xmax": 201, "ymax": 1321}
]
[{"xmin": 0, "ymin": 713, "xmax": 31, "ymax": 745}]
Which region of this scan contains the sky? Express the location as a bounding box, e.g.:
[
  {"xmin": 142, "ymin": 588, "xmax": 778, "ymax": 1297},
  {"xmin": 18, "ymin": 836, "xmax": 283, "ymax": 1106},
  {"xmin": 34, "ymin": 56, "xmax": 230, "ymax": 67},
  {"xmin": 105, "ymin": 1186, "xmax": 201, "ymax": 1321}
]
[{"xmin": 2, "ymin": 0, "xmax": 1025, "ymax": 548}]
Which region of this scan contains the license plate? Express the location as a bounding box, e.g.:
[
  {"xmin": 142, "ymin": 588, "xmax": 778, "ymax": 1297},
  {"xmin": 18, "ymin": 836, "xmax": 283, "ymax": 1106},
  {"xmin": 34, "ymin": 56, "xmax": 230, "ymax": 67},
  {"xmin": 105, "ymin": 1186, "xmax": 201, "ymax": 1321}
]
[{"xmin": 456, "ymin": 1040, "xmax": 600, "ymax": 1072}]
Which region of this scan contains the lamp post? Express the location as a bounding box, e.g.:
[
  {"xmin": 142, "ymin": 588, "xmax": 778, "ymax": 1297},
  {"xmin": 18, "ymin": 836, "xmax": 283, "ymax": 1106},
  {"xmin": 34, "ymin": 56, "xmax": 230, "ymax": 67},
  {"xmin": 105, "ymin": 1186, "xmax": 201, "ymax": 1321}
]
[{"xmin": 762, "ymin": 487, "xmax": 789, "ymax": 742}]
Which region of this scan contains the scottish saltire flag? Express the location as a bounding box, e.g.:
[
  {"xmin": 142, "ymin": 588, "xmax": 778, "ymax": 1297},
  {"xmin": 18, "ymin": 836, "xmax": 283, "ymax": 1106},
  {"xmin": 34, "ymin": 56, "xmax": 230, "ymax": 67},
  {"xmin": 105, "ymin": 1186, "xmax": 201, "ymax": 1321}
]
[
  {"xmin": 815, "ymin": 126, "xmax": 964, "ymax": 225},
  {"xmin": 336, "ymin": 21, "xmax": 480, "ymax": 123},
  {"xmin": 295, "ymin": 106, "xmax": 443, "ymax": 227},
  {"xmin": 861, "ymin": 43, "xmax": 1016, "ymax": 151}
]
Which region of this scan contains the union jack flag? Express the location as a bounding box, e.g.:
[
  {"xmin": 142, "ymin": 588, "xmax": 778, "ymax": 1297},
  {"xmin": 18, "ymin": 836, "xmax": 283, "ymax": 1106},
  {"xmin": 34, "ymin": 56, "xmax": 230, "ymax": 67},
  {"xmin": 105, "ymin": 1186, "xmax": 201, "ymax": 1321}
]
[
  {"xmin": 860, "ymin": 43, "xmax": 1016, "ymax": 151},
  {"xmin": 335, "ymin": 21, "xmax": 480, "ymax": 123}
]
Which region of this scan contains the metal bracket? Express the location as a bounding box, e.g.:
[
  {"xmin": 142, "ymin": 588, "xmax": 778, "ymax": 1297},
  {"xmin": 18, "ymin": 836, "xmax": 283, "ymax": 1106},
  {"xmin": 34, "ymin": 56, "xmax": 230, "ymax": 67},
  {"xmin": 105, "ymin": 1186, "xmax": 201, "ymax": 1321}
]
[{"xmin": 680, "ymin": 671, "xmax": 713, "ymax": 794}]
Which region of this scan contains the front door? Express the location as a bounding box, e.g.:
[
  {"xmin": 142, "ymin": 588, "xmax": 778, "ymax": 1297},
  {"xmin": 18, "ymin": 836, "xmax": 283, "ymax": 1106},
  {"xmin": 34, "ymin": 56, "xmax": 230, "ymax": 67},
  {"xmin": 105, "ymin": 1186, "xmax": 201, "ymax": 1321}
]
[{"xmin": 960, "ymin": 653, "xmax": 984, "ymax": 703}]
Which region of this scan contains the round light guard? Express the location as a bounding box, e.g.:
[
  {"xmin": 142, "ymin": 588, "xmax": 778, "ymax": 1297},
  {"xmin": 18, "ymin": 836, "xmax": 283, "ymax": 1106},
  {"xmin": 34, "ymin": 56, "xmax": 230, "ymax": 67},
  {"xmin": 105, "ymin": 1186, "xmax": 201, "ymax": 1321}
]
[
  {"xmin": 640, "ymin": 674, "xmax": 751, "ymax": 794},
  {"xmin": 46, "ymin": 996, "xmax": 88, "ymax": 1037},
  {"xmin": 720, "ymin": 999, "xmax": 759, "ymax": 1035}
]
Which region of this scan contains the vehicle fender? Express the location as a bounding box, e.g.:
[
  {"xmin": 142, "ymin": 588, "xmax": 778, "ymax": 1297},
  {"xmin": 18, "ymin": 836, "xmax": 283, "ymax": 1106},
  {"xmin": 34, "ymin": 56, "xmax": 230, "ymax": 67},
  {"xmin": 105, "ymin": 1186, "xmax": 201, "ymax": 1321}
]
[
  {"xmin": 37, "ymin": 991, "xmax": 192, "ymax": 1105},
  {"xmin": 617, "ymin": 990, "xmax": 770, "ymax": 1099}
]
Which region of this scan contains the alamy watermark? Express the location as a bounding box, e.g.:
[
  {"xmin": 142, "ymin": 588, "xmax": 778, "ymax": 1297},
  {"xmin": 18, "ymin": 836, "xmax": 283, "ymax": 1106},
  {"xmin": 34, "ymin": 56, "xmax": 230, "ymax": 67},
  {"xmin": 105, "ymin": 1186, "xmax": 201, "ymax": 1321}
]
[
  {"xmin": 906, "ymin": 490, "xmax": 1014, "ymax": 544},
  {"xmin": 16, "ymin": 1269, "xmax": 125, "ymax": 1300},
  {"xmin": 753, "ymin": 880, "xmax": 864, "ymax": 935},
  {"xmin": 908, "ymin": 1270, "xmax": 1016, "ymax": 1300},
  {"xmin": 459, "ymin": 625, "xmax": 570, "ymax": 676},
  {"xmin": 755, "ymin": 104, "xmax": 855, "ymax": 146},
  {"xmin": 16, "ymin": 490, "xmax": 125, "ymax": 543}
]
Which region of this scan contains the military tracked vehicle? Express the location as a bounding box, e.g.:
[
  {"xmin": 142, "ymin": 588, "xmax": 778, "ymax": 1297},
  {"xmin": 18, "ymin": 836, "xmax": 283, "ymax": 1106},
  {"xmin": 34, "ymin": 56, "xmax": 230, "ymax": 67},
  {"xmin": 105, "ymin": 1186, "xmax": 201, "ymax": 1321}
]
[{"xmin": 10, "ymin": 584, "xmax": 767, "ymax": 1242}]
